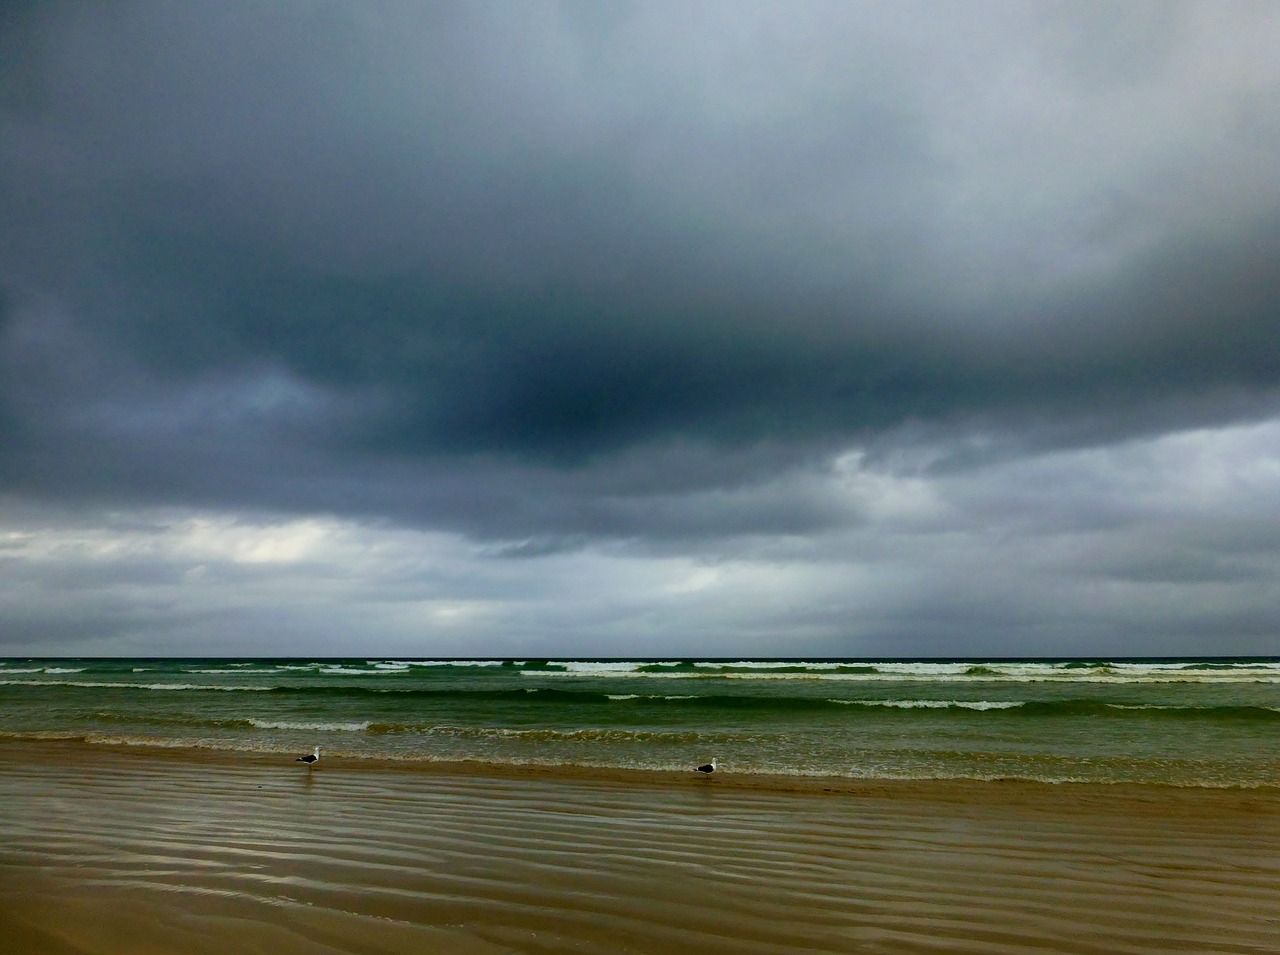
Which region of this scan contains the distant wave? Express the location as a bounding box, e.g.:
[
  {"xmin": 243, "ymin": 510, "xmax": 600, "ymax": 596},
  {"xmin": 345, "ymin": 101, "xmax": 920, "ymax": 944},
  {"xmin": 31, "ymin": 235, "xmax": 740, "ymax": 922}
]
[
  {"xmin": 319, "ymin": 665, "xmax": 409, "ymax": 676},
  {"xmin": 376, "ymin": 660, "xmax": 515, "ymax": 668},
  {"xmin": 6, "ymin": 678, "xmax": 1280, "ymax": 721},
  {"xmin": 831, "ymin": 699, "xmax": 1280, "ymax": 720},
  {"xmin": 0, "ymin": 667, "xmax": 84, "ymax": 675},
  {"xmin": 522, "ymin": 660, "xmax": 1280, "ymax": 683},
  {"xmin": 0, "ymin": 679, "xmax": 273, "ymax": 692},
  {"xmin": 5, "ymin": 657, "xmax": 1279, "ymax": 684}
]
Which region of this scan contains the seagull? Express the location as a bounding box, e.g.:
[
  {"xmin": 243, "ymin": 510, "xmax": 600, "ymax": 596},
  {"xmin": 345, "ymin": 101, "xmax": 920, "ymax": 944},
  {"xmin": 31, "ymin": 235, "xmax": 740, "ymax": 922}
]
[
  {"xmin": 296, "ymin": 746, "xmax": 320, "ymax": 767},
  {"xmin": 695, "ymin": 758, "xmax": 717, "ymax": 775}
]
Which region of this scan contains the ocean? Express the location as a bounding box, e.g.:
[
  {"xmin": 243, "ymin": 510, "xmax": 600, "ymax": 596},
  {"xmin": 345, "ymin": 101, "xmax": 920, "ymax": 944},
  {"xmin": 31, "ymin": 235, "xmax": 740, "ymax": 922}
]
[{"xmin": 3, "ymin": 657, "xmax": 1278, "ymax": 787}]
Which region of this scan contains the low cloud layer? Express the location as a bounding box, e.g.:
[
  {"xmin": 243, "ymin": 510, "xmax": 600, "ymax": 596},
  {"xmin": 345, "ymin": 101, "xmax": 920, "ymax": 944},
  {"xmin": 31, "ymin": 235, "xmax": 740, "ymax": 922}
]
[{"xmin": 2, "ymin": 1, "xmax": 1279, "ymax": 655}]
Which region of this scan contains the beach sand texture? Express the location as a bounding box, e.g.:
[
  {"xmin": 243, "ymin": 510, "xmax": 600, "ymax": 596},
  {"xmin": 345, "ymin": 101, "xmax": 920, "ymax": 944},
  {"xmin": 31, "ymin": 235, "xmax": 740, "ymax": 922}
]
[{"xmin": 1, "ymin": 741, "xmax": 1277, "ymax": 954}]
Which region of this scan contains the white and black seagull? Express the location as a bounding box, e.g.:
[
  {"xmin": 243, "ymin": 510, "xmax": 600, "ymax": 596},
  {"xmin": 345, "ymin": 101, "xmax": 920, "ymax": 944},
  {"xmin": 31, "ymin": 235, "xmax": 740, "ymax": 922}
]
[
  {"xmin": 695, "ymin": 758, "xmax": 718, "ymax": 775},
  {"xmin": 297, "ymin": 746, "xmax": 320, "ymax": 768}
]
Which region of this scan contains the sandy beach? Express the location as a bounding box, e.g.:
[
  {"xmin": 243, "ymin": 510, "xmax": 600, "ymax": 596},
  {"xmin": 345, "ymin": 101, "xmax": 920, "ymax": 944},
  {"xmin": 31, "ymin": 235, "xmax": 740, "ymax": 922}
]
[{"xmin": 1, "ymin": 740, "xmax": 1277, "ymax": 954}]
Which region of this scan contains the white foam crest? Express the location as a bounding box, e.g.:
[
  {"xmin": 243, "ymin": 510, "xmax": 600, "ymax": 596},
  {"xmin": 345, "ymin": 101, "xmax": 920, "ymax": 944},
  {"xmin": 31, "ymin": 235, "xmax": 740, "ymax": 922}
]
[
  {"xmin": 377, "ymin": 660, "xmax": 512, "ymax": 668},
  {"xmin": 694, "ymin": 660, "xmax": 853, "ymax": 671},
  {"xmin": 146, "ymin": 682, "xmax": 274, "ymax": 692},
  {"xmin": 555, "ymin": 661, "xmax": 667, "ymax": 674},
  {"xmin": 522, "ymin": 669, "xmax": 660, "ymax": 679},
  {"xmin": 962, "ymin": 666, "xmax": 1280, "ymax": 684},
  {"xmin": 85, "ymin": 734, "xmax": 200, "ymax": 748},
  {"xmin": 452, "ymin": 726, "xmax": 701, "ymax": 743},
  {"xmin": 319, "ymin": 666, "xmax": 402, "ymax": 676},
  {"xmin": 42, "ymin": 667, "xmax": 87, "ymax": 674},
  {"xmin": 522, "ymin": 669, "xmax": 960, "ymax": 682},
  {"xmin": 831, "ymin": 699, "xmax": 1023, "ymax": 710},
  {"xmin": 874, "ymin": 662, "xmax": 990, "ymax": 676},
  {"xmin": 185, "ymin": 668, "xmax": 283, "ymax": 674},
  {"xmin": 600, "ymin": 692, "xmax": 699, "ymax": 700},
  {"xmin": 247, "ymin": 718, "xmax": 371, "ymax": 732}
]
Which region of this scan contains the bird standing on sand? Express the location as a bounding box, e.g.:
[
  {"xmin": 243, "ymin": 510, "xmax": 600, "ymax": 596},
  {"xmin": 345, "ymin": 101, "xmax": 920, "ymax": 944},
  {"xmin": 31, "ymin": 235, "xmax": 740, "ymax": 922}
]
[
  {"xmin": 297, "ymin": 746, "xmax": 320, "ymax": 767},
  {"xmin": 695, "ymin": 758, "xmax": 717, "ymax": 774}
]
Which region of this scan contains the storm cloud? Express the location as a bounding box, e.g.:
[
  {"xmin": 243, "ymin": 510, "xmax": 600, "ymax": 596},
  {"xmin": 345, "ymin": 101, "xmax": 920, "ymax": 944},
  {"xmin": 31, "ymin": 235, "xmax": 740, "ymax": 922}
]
[{"xmin": 2, "ymin": 1, "xmax": 1279, "ymax": 656}]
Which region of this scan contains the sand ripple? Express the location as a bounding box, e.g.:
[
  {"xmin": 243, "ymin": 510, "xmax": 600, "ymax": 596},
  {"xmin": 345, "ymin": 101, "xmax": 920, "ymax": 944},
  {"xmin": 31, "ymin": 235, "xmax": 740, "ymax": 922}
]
[{"xmin": 1, "ymin": 742, "xmax": 1278, "ymax": 954}]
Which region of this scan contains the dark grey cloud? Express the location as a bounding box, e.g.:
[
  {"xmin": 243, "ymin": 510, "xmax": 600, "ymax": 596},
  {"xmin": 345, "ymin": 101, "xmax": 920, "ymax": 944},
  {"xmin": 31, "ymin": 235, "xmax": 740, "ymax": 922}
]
[
  {"xmin": 5, "ymin": 4, "xmax": 1278, "ymax": 486},
  {"xmin": 2, "ymin": 1, "xmax": 1280, "ymax": 654}
]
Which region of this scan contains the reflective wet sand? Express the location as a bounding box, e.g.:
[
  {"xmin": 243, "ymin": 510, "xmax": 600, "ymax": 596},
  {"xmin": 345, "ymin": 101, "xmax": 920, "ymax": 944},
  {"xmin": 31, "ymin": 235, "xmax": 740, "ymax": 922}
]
[{"xmin": 2, "ymin": 741, "xmax": 1277, "ymax": 953}]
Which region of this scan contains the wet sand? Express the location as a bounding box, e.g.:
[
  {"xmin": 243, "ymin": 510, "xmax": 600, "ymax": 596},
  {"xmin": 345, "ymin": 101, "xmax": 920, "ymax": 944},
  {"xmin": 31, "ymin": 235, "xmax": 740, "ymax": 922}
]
[{"xmin": 2, "ymin": 740, "xmax": 1278, "ymax": 954}]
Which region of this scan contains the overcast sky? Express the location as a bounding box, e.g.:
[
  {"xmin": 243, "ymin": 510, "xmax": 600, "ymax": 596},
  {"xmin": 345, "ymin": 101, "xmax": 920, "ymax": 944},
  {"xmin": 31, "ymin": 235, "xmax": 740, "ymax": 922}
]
[{"xmin": 2, "ymin": 1, "xmax": 1279, "ymax": 658}]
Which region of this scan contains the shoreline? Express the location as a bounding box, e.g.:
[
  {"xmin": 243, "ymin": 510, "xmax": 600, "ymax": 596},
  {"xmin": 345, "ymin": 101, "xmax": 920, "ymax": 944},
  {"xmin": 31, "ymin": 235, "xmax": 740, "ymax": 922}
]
[{"xmin": 3, "ymin": 735, "xmax": 1278, "ymax": 809}]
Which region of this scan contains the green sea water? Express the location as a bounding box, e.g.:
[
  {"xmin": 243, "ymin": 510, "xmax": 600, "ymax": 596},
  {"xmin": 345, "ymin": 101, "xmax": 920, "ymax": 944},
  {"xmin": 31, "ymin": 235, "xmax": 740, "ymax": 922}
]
[{"xmin": 2, "ymin": 657, "xmax": 1278, "ymax": 787}]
